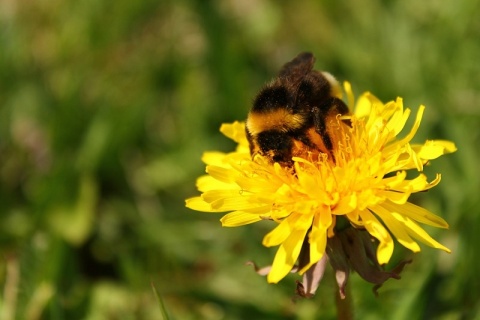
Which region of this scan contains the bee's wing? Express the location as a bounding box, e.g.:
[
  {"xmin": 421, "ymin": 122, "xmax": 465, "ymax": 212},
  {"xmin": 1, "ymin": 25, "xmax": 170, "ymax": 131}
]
[{"xmin": 278, "ymin": 52, "xmax": 315, "ymax": 84}]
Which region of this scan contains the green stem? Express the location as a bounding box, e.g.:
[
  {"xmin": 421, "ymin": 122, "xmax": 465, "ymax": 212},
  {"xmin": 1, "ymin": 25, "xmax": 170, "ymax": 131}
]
[{"xmin": 335, "ymin": 277, "xmax": 353, "ymax": 320}]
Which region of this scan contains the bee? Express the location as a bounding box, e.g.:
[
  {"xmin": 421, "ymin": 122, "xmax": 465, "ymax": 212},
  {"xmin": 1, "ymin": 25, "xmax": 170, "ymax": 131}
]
[{"xmin": 245, "ymin": 52, "xmax": 350, "ymax": 165}]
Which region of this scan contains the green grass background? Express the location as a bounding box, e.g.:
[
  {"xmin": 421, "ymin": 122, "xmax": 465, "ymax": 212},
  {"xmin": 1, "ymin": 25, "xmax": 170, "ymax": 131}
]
[{"xmin": 0, "ymin": 0, "xmax": 478, "ymax": 319}]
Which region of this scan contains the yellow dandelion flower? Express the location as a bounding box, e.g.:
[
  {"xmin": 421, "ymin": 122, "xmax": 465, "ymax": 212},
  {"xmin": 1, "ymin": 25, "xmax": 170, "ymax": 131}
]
[{"xmin": 186, "ymin": 83, "xmax": 456, "ymax": 287}]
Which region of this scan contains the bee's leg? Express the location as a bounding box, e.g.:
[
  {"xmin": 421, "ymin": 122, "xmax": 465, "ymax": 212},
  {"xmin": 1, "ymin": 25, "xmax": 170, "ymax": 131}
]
[
  {"xmin": 329, "ymin": 97, "xmax": 349, "ymax": 115},
  {"xmin": 329, "ymin": 97, "xmax": 351, "ymax": 127},
  {"xmin": 313, "ymin": 97, "xmax": 350, "ymax": 152},
  {"xmin": 312, "ymin": 106, "xmax": 334, "ymax": 151}
]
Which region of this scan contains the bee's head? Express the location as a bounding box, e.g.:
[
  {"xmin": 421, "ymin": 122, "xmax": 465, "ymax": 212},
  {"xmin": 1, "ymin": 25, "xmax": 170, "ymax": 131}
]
[
  {"xmin": 245, "ymin": 83, "xmax": 309, "ymax": 166},
  {"xmin": 255, "ymin": 130, "xmax": 294, "ymax": 165}
]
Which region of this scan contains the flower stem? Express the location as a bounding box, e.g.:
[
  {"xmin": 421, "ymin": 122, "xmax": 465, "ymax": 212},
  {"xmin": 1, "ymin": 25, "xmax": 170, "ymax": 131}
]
[{"xmin": 335, "ymin": 276, "xmax": 353, "ymax": 320}]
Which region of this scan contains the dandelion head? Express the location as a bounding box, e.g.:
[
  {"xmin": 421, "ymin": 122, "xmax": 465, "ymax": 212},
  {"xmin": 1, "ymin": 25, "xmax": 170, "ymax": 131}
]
[{"xmin": 186, "ymin": 79, "xmax": 456, "ymax": 297}]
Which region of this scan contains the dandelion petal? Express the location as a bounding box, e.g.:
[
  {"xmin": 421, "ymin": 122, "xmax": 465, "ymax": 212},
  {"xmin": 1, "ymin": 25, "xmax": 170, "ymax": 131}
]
[
  {"xmin": 220, "ymin": 211, "xmax": 263, "ymax": 227},
  {"xmin": 268, "ymin": 228, "xmax": 309, "ymax": 283}
]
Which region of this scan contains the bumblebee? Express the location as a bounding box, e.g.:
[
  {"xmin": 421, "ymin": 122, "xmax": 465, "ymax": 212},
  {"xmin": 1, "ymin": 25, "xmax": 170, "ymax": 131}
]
[{"xmin": 245, "ymin": 52, "xmax": 349, "ymax": 165}]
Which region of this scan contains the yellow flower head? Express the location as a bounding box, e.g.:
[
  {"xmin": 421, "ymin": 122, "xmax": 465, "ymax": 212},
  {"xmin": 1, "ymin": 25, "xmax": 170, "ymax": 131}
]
[{"xmin": 186, "ymin": 82, "xmax": 456, "ymax": 286}]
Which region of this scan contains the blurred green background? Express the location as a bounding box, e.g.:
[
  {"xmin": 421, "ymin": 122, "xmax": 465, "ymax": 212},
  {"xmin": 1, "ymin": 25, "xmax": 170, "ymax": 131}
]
[{"xmin": 0, "ymin": 0, "xmax": 478, "ymax": 319}]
